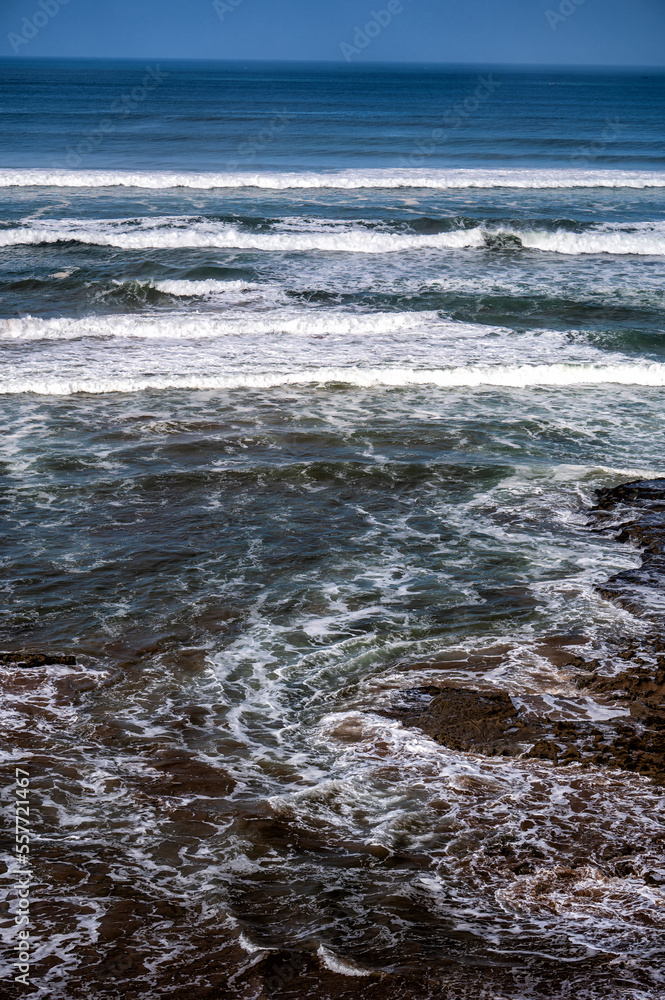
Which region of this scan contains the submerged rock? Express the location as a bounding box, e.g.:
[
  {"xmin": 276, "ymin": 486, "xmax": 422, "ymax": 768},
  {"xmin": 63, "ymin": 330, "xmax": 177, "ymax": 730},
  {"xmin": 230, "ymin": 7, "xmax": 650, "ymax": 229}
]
[
  {"xmin": 385, "ymin": 479, "xmax": 665, "ymax": 784},
  {"xmin": 593, "ymin": 477, "xmax": 665, "ymax": 618},
  {"xmin": 384, "ymin": 670, "xmax": 665, "ymax": 784},
  {"xmin": 387, "ymin": 686, "xmax": 533, "ymax": 756},
  {"xmin": 0, "ymin": 650, "xmax": 76, "ymax": 667}
]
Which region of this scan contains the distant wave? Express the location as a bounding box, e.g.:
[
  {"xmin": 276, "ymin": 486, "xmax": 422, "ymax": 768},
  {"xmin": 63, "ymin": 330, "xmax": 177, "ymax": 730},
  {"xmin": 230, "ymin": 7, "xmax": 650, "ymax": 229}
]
[
  {"xmin": 4, "ymin": 218, "xmax": 665, "ymax": 255},
  {"xmin": 3, "ymin": 363, "xmax": 665, "ymax": 395},
  {"xmin": 1, "ymin": 167, "xmax": 664, "ymax": 191}
]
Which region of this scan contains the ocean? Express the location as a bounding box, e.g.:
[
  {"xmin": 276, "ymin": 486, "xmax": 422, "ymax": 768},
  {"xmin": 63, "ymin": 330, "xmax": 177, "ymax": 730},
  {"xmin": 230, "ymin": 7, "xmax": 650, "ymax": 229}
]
[{"xmin": 1, "ymin": 60, "xmax": 665, "ymax": 998}]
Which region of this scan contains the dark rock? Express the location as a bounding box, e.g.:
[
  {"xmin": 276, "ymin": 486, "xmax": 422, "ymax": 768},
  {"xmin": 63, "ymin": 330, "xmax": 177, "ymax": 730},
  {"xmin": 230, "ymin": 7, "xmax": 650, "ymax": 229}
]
[
  {"xmin": 385, "ymin": 662, "xmax": 665, "ymax": 784},
  {"xmin": 0, "ymin": 651, "xmax": 76, "ymax": 667},
  {"xmin": 385, "ymin": 686, "xmax": 535, "ymax": 755},
  {"xmin": 134, "ymin": 752, "xmax": 235, "ymax": 798},
  {"xmin": 592, "ymin": 478, "xmax": 665, "ymax": 619}
]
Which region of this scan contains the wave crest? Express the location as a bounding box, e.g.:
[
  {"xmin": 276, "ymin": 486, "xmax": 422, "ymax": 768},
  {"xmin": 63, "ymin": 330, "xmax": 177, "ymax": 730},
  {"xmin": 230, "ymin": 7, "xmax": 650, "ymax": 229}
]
[
  {"xmin": 0, "ymin": 310, "xmax": 447, "ymax": 341},
  {"xmin": 1, "ymin": 167, "xmax": 665, "ymax": 190},
  {"xmin": 3, "ymin": 363, "xmax": 665, "ymax": 395},
  {"xmin": 4, "ymin": 218, "xmax": 665, "ymax": 256}
]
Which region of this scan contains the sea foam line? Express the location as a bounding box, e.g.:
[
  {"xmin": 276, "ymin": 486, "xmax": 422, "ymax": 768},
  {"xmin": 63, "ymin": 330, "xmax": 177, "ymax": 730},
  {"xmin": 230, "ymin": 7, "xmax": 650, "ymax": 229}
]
[
  {"xmin": 0, "ymin": 223, "xmax": 483, "ymax": 253},
  {"xmin": 1, "ymin": 167, "xmax": 664, "ymax": 190},
  {"xmin": 4, "ymin": 218, "xmax": 665, "ymax": 255},
  {"xmin": 0, "ymin": 310, "xmax": 448, "ymax": 341},
  {"xmin": 3, "ymin": 363, "xmax": 665, "ymax": 395}
]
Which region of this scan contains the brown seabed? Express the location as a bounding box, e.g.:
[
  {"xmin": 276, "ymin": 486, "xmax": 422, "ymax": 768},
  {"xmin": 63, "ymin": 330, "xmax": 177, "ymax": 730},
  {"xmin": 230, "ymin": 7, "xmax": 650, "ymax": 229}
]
[{"xmin": 2, "ymin": 480, "xmax": 665, "ymax": 998}]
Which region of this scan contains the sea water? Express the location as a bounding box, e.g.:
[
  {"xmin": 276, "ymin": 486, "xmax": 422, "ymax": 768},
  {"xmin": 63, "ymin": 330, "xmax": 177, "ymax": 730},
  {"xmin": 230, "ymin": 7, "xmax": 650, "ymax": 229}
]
[{"xmin": 1, "ymin": 61, "xmax": 664, "ymax": 998}]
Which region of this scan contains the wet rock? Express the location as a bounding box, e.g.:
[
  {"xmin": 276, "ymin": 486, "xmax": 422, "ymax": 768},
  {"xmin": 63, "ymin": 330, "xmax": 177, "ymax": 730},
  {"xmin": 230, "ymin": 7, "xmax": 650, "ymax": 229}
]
[
  {"xmin": 385, "ymin": 479, "xmax": 665, "ymax": 785},
  {"xmin": 483, "ymin": 231, "xmax": 524, "ymax": 250},
  {"xmin": 138, "ymin": 752, "xmax": 236, "ymax": 798},
  {"xmin": 525, "ymin": 740, "xmax": 561, "ymax": 764},
  {"xmin": 385, "ymin": 686, "xmax": 538, "ymax": 755},
  {"xmin": 592, "ymin": 478, "xmax": 665, "ymax": 618},
  {"xmin": 388, "ymin": 660, "xmax": 665, "ymax": 784},
  {"xmin": 0, "ymin": 650, "xmax": 76, "ymax": 667}
]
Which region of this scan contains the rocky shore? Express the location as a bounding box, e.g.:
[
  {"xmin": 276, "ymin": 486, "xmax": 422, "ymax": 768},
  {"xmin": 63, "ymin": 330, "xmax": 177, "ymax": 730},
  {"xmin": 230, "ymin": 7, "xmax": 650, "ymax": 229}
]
[
  {"xmin": 385, "ymin": 479, "xmax": 665, "ymax": 786},
  {"xmin": 3, "ymin": 480, "xmax": 665, "ymax": 999}
]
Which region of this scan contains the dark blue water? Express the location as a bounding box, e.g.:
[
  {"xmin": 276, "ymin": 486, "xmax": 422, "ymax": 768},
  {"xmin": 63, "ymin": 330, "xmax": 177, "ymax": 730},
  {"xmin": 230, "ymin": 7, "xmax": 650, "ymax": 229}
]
[
  {"xmin": 0, "ymin": 60, "xmax": 664, "ymax": 169},
  {"xmin": 1, "ymin": 61, "xmax": 665, "ymax": 999}
]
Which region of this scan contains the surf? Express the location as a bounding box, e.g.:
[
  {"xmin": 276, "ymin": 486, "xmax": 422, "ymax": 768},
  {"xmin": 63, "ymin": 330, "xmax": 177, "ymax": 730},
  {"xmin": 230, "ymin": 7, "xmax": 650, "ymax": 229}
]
[{"xmin": 1, "ymin": 166, "xmax": 665, "ymax": 190}]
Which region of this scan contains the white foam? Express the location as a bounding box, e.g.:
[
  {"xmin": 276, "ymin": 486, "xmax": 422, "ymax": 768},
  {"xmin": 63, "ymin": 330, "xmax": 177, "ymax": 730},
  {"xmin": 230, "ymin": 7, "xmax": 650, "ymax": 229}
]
[
  {"xmin": 0, "ymin": 310, "xmax": 442, "ymax": 341},
  {"xmin": 5, "ymin": 216, "xmax": 665, "ymax": 255},
  {"xmin": 3, "ymin": 362, "xmax": 665, "ymax": 396},
  {"xmin": 1, "ymin": 167, "xmax": 664, "ymax": 190},
  {"xmin": 237, "ymin": 932, "xmax": 275, "ymax": 954},
  {"xmin": 520, "ymin": 222, "xmax": 665, "ymax": 256},
  {"xmin": 149, "ymin": 279, "xmax": 272, "ymax": 298},
  {"xmin": 0, "ymin": 219, "xmax": 484, "ymax": 253},
  {"xmin": 140, "ymin": 278, "xmax": 289, "ymax": 308},
  {"xmin": 317, "ymin": 945, "xmax": 372, "ymax": 977}
]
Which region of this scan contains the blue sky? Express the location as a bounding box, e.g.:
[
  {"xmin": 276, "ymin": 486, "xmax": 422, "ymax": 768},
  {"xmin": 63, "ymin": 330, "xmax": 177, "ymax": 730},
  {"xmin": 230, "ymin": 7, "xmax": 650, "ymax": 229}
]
[{"xmin": 1, "ymin": 0, "xmax": 664, "ymax": 65}]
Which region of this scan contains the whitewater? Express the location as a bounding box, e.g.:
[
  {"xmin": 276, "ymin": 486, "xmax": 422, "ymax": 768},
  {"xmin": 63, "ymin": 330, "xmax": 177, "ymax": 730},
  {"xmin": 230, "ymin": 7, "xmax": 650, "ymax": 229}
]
[
  {"xmin": 5, "ymin": 362, "xmax": 665, "ymax": 396},
  {"xmin": 1, "ymin": 166, "xmax": 665, "ymax": 190}
]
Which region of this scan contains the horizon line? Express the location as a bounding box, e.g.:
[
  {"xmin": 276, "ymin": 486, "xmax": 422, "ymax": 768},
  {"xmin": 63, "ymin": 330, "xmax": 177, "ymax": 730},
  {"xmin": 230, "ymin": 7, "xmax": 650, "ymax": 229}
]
[{"xmin": 1, "ymin": 56, "xmax": 664, "ymax": 71}]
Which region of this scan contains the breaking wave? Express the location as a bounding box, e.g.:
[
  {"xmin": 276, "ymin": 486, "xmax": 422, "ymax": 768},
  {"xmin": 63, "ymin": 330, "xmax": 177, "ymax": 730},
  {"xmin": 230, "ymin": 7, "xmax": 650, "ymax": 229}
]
[
  {"xmin": 519, "ymin": 222, "xmax": 665, "ymax": 256},
  {"xmin": 1, "ymin": 167, "xmax": 665, "ymax": 190},
  {"xmin": 0, "ymin": 310, "xmax": 448, "ymax": 341},
  {"xmin": 148, "ymin": 278, "xmax": 272, "ymax": 297},
  {"xmin": 0, "ymin": 220, "xmax": 484, "ymax": 253},
  {"xmin": 4, "ymin": 362, "xmax": 665, "ymax": 395},
  {"xmin": 3, "ymin": 217, "xmax": 665, "ymax": 255}
]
